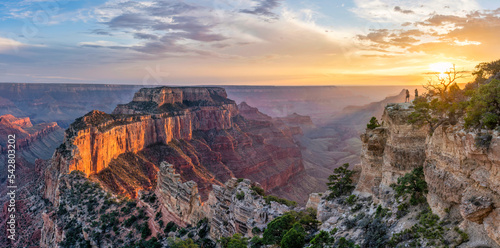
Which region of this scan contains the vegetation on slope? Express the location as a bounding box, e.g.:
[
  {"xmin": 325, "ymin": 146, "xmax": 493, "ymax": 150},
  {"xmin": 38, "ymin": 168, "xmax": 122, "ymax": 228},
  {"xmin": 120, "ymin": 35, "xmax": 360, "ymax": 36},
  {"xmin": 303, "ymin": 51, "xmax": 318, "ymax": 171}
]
[{"xmin": 409, "ymin": 59, "xmax": 500, "ymax": 135}]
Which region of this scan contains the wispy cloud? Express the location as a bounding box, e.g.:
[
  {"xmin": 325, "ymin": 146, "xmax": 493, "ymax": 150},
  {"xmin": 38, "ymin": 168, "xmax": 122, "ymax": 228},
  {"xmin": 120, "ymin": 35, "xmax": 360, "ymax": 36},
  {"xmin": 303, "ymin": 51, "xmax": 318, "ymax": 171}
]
[{"xmin": 239, "ymin": 0, "xmax": 282, "ymax": 18}]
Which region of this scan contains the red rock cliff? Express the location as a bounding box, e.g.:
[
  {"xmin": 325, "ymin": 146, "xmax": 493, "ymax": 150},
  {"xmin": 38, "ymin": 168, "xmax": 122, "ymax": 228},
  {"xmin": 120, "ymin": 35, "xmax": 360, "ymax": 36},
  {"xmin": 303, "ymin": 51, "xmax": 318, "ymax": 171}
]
[{"xmin": 44, "ymin": 86, "xmax": 309, "ymax": 205}]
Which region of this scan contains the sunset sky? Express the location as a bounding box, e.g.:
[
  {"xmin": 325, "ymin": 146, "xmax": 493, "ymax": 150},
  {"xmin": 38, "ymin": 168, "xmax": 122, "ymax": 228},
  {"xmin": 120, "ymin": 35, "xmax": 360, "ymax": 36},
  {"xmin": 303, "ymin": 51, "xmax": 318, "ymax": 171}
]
[{"xmin": 1, "ymin": 0, "xmax": 500, "ymax": 85}]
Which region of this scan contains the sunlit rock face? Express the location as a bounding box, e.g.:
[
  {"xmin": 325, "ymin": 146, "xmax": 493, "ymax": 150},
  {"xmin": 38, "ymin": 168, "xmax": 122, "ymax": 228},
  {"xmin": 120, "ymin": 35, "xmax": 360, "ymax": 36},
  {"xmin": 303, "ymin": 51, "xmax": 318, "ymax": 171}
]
[
  {"xmin": 351, "ymin": 102, "xmax": 500, "ymax": 246},
  {"xmin": 44, "ymin": 86, "xmax": 311, "ymax": 205}
]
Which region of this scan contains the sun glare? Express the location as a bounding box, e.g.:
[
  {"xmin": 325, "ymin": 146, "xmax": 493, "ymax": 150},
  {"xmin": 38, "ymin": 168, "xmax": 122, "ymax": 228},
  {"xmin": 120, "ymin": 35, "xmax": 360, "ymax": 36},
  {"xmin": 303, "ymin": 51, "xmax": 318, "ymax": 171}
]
[{"xmin": 429, "ymin": 62, "xmax": 454, "ymax": 78}]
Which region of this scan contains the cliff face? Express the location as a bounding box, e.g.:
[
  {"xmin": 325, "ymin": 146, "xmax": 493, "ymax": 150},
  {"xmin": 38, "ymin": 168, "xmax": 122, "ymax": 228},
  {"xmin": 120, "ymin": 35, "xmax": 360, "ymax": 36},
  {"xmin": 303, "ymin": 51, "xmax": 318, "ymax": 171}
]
[
  {"xmin": 155, "ymin": 162, "xmax": 207, "ymax": 224},
  {"xmin": 425, "ymin": 124, "xmax": 500, "ymax": 245},
  {"xmin": 45, "ymin": 86, "xmax": 309, "ymax": 205},
  {"xmin": 351, "ymin": 103, "xmax": 500, "ymax": 246},
  {"xmin": 355, "ymin": 103, "xmax": 427, "ymax": 199},
  {"xmin": 0, "ymin": 114, "xmax": 64, "ymax": 158}
]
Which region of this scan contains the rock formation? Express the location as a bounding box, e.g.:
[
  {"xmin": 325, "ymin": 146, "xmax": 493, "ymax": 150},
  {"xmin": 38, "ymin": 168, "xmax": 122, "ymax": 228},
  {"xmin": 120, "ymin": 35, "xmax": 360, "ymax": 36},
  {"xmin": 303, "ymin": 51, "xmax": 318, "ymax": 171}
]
[
  {"xmin": 0, "ymin": 114, "xmax": 64, "ymax": 160},
  {"xmin": 355, "ymin": 103, "xmax": 427, "ymax": 200},
  {"xmin": 44, "ymin": 86, "xmax": 311, "ymax": 206},
  {"xmin": 424, "ymin": 123, "xmax": 500, "ymax": 245},
  {"xmin": 343, "ymin": 102, "xmax": 500, "ymax": 246},
  {"xmin": 207, "ymin": 178, "xmax": 291, "ymax": 239},
  {"xmin": 155, "ymin": 162, "xmax": 207, "ymax": 224}
]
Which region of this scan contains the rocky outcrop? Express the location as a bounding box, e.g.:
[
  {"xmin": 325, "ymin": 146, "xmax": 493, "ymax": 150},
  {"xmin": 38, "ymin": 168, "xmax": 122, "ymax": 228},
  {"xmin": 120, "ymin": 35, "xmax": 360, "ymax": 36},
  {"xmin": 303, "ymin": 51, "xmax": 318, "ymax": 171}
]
[
  {"xmin": 355, "ymin": 103, "xmax": 427, "ymax": 199},
  {"xmin": 350, "ymin": 102, "xmax": 500, "ymax": 246},
  {"xmin": 40, "ymin": 212, "xmax": 62, "ymax": 248},
  {"xmin": 238, "ymin": 102, "xmax": 272, "ymax": 121},
  {"xmin": 208, "ymin": 178, "xmax": 291, "ymax": 239},
  {"xmin": 156, "ymin": 162, "xmax": 207, "ymax": 225}
]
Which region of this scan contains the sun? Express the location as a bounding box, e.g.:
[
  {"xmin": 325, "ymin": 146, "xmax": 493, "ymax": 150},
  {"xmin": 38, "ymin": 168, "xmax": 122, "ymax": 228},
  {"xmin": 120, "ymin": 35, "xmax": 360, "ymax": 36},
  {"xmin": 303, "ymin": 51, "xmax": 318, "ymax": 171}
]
[{"xmin": 429, "ymin": 62, "xmax": 454, "ymax": 78}]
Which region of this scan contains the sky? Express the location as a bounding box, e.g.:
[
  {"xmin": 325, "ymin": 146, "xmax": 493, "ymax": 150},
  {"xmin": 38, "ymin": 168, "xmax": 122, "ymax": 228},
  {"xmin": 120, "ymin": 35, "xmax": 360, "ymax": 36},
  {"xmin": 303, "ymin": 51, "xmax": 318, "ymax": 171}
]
[{"xmin": 1, "ymin": 0, "xmax": 500, "ymax": 86}]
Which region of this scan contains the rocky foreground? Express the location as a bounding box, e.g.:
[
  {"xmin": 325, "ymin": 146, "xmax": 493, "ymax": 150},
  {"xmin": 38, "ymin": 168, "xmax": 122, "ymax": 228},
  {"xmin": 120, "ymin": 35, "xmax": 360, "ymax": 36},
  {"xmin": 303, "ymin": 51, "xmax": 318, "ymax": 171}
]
[{"xmin": 307, "ymin": 102, "xmax": 500, "ymax": 247}]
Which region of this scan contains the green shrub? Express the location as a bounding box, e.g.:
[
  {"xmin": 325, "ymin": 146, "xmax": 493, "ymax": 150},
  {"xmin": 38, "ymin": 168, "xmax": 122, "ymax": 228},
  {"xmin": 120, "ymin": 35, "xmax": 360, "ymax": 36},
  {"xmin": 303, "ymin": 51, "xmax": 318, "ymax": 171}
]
[
  {"xmin": 219, "ymin": 233, "xmax": 248, "ymax": 248},
  {"xmin": 165, "ymin": 221, "xmax": 178, "ymax": 233},
  {"xmin": 179, "ymin": 228, "xmax": 188, "ymax": 236},
  {"xmin": 139, "ymin": 223, "xmax": 152, "ymax": 239},
  {"xmin": 252, "ymin": 227, "xmax": 262, "ymax": 235},
  {"xmin": 167, "ymin": 237, "xmax": 199, "ymax": 248},
  {"xmin": 263, "ymin": 214, "xmax": 295, "ymax": 244},
  {"xmin": 327, "ymin": 163, "xmax": 355, "ymax": 200},
  {"xmin": 465, "ymin": 79, "xmax": 500, "ymax": 129},
  {"xmin": 250, "ymin": 236, "xmax": 264, "ymax": 248},
  {"xmin": 251, "ymin": 186, "xmax": 266, "ymax": 196},
  {"xmin": 363, "ymin": 217, "xmax": 388, "ymax": 248},
  {"xmin": 264, "ymin": 195, "xmax": 297, "ymax": 207},
  {"xmin": 236, "ymin": 191, "xmax": 245, "ymax": 201},
  {"xmin": 374, "ymin": 205, "xmax": 390, "ymax": 218},
  {"xmin": 367, "ymin": 117, "xmax": 381, "ymax": 130},
  {"xmin": 336, "ymin": 237, "xmax": 358, "ymax": 248},
  {"xmin": 390, "ymin": 167, "xmax": 428, "ymax": 206},
  {"xmin": 310, "ymin": 230, "xmax": 334, "ymax": 248},
  {"xmin": 124, "ymin": 215, "xmax": 138, "ymax": 227},
  {"xmin": 346, "ymin": 195, "xmax": 358, "ymax": 205},
  {"xmin": 280, "ymin": 223, "xmax": 306, "ymax": 248}
]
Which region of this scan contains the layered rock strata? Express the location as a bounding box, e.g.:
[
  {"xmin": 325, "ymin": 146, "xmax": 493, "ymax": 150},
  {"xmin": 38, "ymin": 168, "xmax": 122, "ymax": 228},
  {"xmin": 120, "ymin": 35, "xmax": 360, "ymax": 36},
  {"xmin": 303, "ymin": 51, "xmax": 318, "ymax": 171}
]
[
  {"xmin": 44, "ymin": 86, "xmax": 310, "ymax": 206},
  {"xmin": 350, "ymin": 102, "xmax": 500, "ymax": 246},
  {"xmin": 208, "ymin": 178, "xmax": 291, "ymax": 239},
  {"xmin": 0, "ymin": 114, "xmax": 64, "ymax": 158},
  {"xmin": 425, "ymin": 124, "xmax": 500, "ymax": 245},
  {"xmin": 355, "ymin": 103, "xmax": 427, "ymax": 199},
  {"xmin": 155, "ymin": 162, "xmax": 207, "ymax": 225}
]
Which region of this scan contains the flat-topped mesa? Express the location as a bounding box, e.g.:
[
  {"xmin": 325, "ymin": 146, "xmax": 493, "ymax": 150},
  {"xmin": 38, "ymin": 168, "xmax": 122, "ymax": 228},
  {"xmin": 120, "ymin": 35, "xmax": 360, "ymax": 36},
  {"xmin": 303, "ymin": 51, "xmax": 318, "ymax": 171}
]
[
  {"xmin": 113, "ymin": 87, "xmax": 236, "ymax": 115},
  {"xmin": 46, "ymin": 87, "xmax": 238, "ymax": 193}
]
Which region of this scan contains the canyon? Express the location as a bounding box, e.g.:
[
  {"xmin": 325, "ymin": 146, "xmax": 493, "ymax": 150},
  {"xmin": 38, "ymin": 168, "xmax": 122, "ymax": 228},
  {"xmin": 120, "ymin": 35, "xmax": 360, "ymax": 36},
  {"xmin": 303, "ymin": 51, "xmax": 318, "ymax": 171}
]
[{"xmin": 44, "ymin": 86, "xmax": 318, "ymax": 207}]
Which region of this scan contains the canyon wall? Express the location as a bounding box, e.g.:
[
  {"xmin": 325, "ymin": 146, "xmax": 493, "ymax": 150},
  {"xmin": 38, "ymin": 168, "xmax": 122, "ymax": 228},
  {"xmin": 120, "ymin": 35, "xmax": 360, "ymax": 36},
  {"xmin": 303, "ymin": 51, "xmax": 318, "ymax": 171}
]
[
  {"xmin": 425, "ymin": 124, "xmax": 500, "ymax": 245},
  {"xmin": 0, "ymin": 114, "xmax": 64, "ymax": 157},
  {"xmin": 355, "ymin": 103, "xmax": 427, "ymax": 199},
  {"xmin": 351, "ymin": 102, "xmax": 500, "ymax": 246},
  {"xmin": 44, "ymin": 86, "xmax": 311, "ymax": 206}
]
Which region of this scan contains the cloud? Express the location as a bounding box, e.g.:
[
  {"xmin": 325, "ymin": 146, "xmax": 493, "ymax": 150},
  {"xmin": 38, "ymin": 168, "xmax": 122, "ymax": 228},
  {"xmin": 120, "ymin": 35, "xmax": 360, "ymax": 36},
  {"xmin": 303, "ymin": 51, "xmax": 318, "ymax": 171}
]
[
  {"xmin": 0, "ymin": 37, "xmax": 25, "ymax": 52},
  {"xmin": 394, "ymin": 6, "xmax": 414, "ymax": 14},
  {"xmin": 352, "ymin": 5, "xmax": 500, "ymax": 65},
  {"xmin": 352, "ymin": 0, "xmax": 480, "ymax": 23},
  {"xmin": 78, "ymin": 40, "xmax": 130, "ymax": 49},
  {"xmin": 91, "ymin": 0, "xmax": 227, "ymax": 55},
  {"xmin": 240, "ymin": 0, "xmax": 282, "ymax": 18},
  {"xmin": 133, "ymin": 33, "xmax": 159, "ymax": 40}
]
